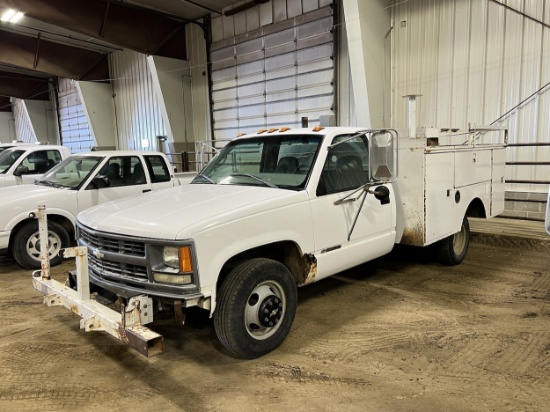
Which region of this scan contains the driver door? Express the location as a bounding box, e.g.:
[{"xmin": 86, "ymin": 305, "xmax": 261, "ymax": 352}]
[
  {"xmin": 77, "ymin": 155, "xmax": 152, "ymax": 212},
  {"xmin": 309, "ymin": 134, "xmax": 395, "ymax": 280}
]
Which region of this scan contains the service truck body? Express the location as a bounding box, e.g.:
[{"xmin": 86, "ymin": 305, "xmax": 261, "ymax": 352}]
[{"xmin": 33, "ymin": 124, "xmax": 507, "ymax": 358}]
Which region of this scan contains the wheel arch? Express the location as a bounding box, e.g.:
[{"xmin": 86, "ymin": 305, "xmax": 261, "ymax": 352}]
[
  {"xmin": 217, "ymin": 241, "xmax": 316, "ymax": 291},
  {"xmin": 8, "ymin": 214, "xmax": 75, "ymax": 252},
  {"xmin": 465, "ymin": 197, "xmax": 487, "ymax": 219}
]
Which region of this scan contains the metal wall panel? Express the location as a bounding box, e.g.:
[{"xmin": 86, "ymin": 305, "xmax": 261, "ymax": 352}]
[
  {"xmin": 392, "ymin": 0, "xmax": 550, "ymax": 193},
  {"xmin": 210, "ymin": 1, "xmax": 335, "ymax": 140},
  {"xmin": 57, "ymin": 78, "xmax": 93, "ymax": 153},
  {"xmin": 109, "ymin": 50, "xmax": 167, "ymax": 151},
  {"xmin": 12, "ymin": 99, "xmax": 36, "ymax": 143}
]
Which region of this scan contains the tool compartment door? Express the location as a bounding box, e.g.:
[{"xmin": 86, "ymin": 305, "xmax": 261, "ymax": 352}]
[{"xmin": 425, "ymin": 152, "xmax": 455, "ymax": 244}]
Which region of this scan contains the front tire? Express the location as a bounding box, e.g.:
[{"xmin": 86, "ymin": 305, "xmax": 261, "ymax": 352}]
[
  {"xmin": 436, "ymin": 216, "xmax": 470, "ymax": 266},
  {"xmin": 214, "ymin": 258, "xmax": 297, "ymax": 359},
  {"xmin": 12, "ymin": 221, "xmax": 70, "ymax": 269}
]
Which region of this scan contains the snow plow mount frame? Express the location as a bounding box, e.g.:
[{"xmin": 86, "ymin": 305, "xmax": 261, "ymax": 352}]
[{"xmin": 31, "ymin": 205, "xmax": 164, "ymax": 357}]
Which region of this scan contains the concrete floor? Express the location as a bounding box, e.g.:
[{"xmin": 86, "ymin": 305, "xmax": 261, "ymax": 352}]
[
  {"xmin": 470, "ymin": 217, "xmax": 548, "ymax": 241},
  {"xmin": 0, "ymin": 218, "xmax": 548, "ymax": 412}
]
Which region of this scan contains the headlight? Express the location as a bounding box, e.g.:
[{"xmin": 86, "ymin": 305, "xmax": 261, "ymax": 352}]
[
  {"xmin": 162, "ymin": 246, "xmax": 193, "ymax": 272},
  {"xmin": 153, "ymin": 272, "xmax": 193, "ymax": 285}
]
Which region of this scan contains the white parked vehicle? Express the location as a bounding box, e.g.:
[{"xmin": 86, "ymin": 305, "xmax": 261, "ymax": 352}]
[
  {"xmin": 0, "ymin": 144, "xmax": 71, "ymax": 187},
  {"xmin": 34, "ymin": 122, "xmax": 507, "ymax": 358},
  {"xmin": 0, "ymin": 140, "xmax": 37, "ymax": 153},
  {"xmin": 0, "ymin": 151, "xmax": 194, "ymax": 269}
]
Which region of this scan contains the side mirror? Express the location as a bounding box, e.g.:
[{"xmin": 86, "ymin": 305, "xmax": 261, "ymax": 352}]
[
  {"xmin": 370, "ymin": 186, "xmax": 391, "ymax": 205},
  {"xmin": 370, "ymin": 130, "xmax": 398, "ymax": 183},
  {"xmin": 13, "ymin": 165, "xmax": 30, "ymax": 177},
  {"xmin": 90, "ymin": 176, "xmax": 110, "ymax": 189}
]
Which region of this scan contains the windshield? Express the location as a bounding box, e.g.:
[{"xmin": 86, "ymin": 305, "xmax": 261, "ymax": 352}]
[
  {"xmin": 0, "ymin": 149, "xmax": 24, "ymax": 174},
  {"xmin": 194, "ymin": 135, "xmax": 322, "ymax": 189},
  {"xmin": 0, "ymin": 146, "xmax": 14, "ymax": 154},
  {"xmin": 37, "ymin": 156, "xmax": 103, "ymax": 189}
]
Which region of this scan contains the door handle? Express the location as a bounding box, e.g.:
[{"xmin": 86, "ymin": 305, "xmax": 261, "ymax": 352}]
[{"xmin": 142, "ymin": 189, "xmax": 151, "ymax": 193}]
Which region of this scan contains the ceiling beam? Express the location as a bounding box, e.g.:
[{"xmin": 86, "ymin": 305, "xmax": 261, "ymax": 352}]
[
  {"xmin": 0, "ymin": 70, "xmax": 50, "ymax": 100},
  {"xmin": 0, "ymin": 96, "xmax": 11, "ymax": 112},
  {"xmin": 0, "ymin": 0, "xmax": 187, "ymax": 59},
  {"xmin": 0, "ymin": 29, "xmax": 109, "ymax": 81}
]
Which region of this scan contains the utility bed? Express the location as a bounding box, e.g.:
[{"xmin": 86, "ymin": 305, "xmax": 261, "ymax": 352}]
[{"xmin": 395, "ymin": 125, "xmax": 507, "ymax": 246}]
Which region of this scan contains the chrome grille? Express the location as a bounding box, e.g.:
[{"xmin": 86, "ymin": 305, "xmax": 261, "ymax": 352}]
[
  {"xmin": 88, "ymin": 254, "xmax": 148, "ymax": 279},
  {"xmin": 80, "ymin": 227, "xmax": 145, "ymax": 256}
]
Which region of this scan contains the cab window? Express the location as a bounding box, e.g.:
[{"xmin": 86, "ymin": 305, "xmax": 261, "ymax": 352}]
[
  {"xmin": 21, "ymin": 150, "xmax": 63, "ymax": 175},
  {"xmin": 96, "ymin": 156, "xmax": 147, "ymax": 187},
  {"xmin": 144, "ymin": 155, "xmax": 171, "ymax": 183},
  {"xmin": 317, "ymin": 134, "xmax": 370, "ymax": 196}
]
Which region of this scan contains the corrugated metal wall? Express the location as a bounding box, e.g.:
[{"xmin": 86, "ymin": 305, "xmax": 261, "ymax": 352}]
[
  {"xmin": 57, "ymin": 78, "xmax": 94, "ymax": 153},
  {"xmin": 392, "ymin": 0, "xmax": 550, "ymax": 194},
  {"xmin": 12, "ymin": 99, "xmax": 37, "ymax": 143},
  {"xmin": 210, "ymin": 0, "xmax": 335, "ymax": 140},
  {"xmin": 109, "ymin": 50, "xmax": 167, "ymax": 151}
]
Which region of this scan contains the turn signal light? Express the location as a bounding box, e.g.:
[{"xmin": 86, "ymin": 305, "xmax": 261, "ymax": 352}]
[{"xmin": 178, "ymin": 246, "xmax": 193, "ymax": 273}]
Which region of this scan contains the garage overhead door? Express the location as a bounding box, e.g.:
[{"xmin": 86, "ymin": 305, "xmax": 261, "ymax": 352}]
[
  {"xmin": 210, "ymin": 5, "xmax": 335, "ymax": 140},
  {"xmin": 58, "ymin": 78, "xmax": 94, "ymax": 153}
]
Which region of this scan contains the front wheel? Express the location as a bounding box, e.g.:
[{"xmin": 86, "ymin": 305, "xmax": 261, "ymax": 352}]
[
  {"xmin": 436, "ymin": 216, "xmax": 470, "ymax": 266},
  {"xmin": 214, "ymin": 258, "xmax": 297, "ymax": 359},
  {"xmin": 12, "ymin": 221, "xmax": 70, "ymax": 269}
]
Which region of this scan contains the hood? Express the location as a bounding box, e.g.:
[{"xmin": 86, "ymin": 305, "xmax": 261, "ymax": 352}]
[
  {"xmin": 0, "ymin": 184, "xmax": 77, "ymax": 226},
  {"xmin": 77, "ymin": 184, "xmax": 308, "ymax": 240}
]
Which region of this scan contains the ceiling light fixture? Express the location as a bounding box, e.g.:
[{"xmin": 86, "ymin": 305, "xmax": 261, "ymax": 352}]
[{"xmin": 1, "ymin": 9, "xmax": 24, "ymax": 23}]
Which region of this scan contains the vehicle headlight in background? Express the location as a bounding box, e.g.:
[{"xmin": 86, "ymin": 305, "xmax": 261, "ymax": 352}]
[{"xmin": 162, "ymin": 246, "xmax": 193, "ymax": 272}]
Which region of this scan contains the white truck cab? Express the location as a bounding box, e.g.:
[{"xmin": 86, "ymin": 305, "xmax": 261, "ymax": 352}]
[
  {"xmin": 0, "ymin": 140, "xmax": 31, "ymax": 153},
  {"xmin": 34, "ymin": 123, "xmax": 507, "ymax": 358},
  {"xmin": 0, "ymin": 143, "xmax": 71, "ymax": 187},
  {"xmin": 0, "ymin": 151, "xmax": 190, "ymax": 269}
]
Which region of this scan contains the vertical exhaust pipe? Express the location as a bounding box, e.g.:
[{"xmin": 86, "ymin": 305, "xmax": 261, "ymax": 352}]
[{"xmin": 403, "ymin": 94, "xmax": 422, "ymax": 138}]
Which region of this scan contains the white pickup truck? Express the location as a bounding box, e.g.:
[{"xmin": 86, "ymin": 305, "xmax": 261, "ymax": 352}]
[
  {"xmin": 0, "ymin": 151, "xmax": 194, "ymax": 269},
  {"xmin": 34, "ymin": 124, "xmax": 507, "ymax": 358},
  {"xmin": 0, "ymin": 143, "xmax": 71, "ymax": 187}
]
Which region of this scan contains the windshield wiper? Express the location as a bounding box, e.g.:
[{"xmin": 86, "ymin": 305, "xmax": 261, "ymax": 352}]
[
  {"xmin": 230, "ymin": 173, "xmax": 278, "ymax": 188},
  {"xmin": 36, "ymin": 180, "xmax": 65, "ymax": 189},
  {"xmin": 193, "ymin": 173, "xmax": 216, "ymax": 184},
  {"xmin": 36, "ymin": 180, "xmax": 54, "ymax": 187}
]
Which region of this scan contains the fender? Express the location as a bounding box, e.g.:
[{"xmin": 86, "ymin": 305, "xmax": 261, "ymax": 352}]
[{"xmin": 5, "ymin": 207, "xmax": 77, "ymax": 233}]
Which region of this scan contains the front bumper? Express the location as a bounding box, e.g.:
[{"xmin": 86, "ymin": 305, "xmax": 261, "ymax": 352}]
[
  {"xmin": 87, "ymin": 269, "xmax": 208, "ymax": 308},
  {"xmin": 32, "ymin": 245, "xmax": 164, "ymax": 357}
]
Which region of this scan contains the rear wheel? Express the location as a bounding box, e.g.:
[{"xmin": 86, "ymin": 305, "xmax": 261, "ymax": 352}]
[
  {"xmin": 436, "ymin": 216, "xmax": 470, "ymax": 266},
  {"xmin": 214, "ymin": 258, "xmax": 297, "ymax": 359},
  {"xmin": 12, "ymin": 221, "xmax": 69, "ymax": 269}
]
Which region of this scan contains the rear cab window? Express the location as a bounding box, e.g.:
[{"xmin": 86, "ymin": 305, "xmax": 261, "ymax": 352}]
[{"xmin": 144, "ymin": 155, "xmax": 171, "ymax": 183}]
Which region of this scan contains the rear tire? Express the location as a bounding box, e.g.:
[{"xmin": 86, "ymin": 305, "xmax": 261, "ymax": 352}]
[
  {"xmin": 214, "ymin": 258, "xmax": 297, "ymax": 359},
  {"xmin": 436, "ymin": 216, "xmax": 470, "ymax": 266},
  {"xmin": 12, "ymin": 221, "xmax": 69, "ymax": 269}
]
